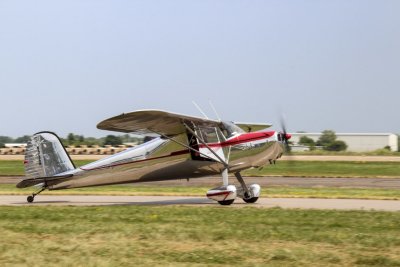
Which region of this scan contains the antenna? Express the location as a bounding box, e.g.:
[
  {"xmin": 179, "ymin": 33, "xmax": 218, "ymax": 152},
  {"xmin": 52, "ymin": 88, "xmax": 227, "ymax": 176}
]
[
  {"xmin": 209, "ymin": 100, "xmax": 221, "ymax": 121},
  {"xmin": 192, "ymin": 101, "xmax": 209, "ymax": 119}
]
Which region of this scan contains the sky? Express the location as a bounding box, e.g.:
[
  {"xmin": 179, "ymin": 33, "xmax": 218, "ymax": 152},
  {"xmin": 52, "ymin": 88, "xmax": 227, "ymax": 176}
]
[{"xmin": 0, "ymin": 0, "xmax": 399, "ymax": 138}]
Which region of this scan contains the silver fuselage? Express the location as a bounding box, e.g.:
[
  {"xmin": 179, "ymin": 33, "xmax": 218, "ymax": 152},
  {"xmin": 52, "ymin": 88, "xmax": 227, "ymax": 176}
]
[{"xmin": 49, "ymin": 131, "xmax": 284, "ymax": 190}]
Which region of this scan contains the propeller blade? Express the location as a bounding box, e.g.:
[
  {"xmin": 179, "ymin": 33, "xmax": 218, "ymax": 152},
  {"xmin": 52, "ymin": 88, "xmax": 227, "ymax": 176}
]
[{"xmin": 279, "ymin": 114, "xmax": 291, "ymax": 153}]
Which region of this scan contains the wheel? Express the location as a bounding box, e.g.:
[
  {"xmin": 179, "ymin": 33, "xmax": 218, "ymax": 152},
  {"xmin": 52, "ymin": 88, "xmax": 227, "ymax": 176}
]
[
  {"xmin": 218, "ymin": 199, "xmax": 235, "ymax": 205},
  {"xmin": 27, "ymin": 195, "xmax": 34, "ymax": 203},
  {"xmin": 243, "ymin": 197, "xmax": 258, "ymax": 203}
]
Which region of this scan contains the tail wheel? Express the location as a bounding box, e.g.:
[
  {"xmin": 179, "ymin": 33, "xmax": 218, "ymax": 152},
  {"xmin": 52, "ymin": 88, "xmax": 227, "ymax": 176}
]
[
  {"xmin": 218, "ymin": 199, "xmax": 235, "ymax": 205},
  {"xmin": 243, "ymin": 197, "xmax": 259, "ymax": 203},
  {"xmin": 27, "ymin": 195, "xmax": 34, "ymax": 203}
]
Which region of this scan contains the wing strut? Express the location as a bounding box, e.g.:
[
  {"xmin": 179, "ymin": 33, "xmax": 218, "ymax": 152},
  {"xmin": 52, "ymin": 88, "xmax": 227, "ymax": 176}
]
[{"xmin": 183, "ymin": 123, "xmax": 229, "ymax": 169}]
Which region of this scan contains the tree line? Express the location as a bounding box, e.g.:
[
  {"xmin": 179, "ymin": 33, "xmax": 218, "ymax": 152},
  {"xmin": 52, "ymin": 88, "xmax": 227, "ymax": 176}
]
[
  {"xmin": 298, "ymin": 131, "xmax": 400, "ymax": 152},
  {"xmin": 0, "ymin": 134, "xmax": 146, "ymax": 148},
  {"xmin": 298, "ymin": 130, "xmax": 348, "ymax": 151},
  {"xmin": 1, "ymin": 131, "xmax": 399, "ymax": 152}
]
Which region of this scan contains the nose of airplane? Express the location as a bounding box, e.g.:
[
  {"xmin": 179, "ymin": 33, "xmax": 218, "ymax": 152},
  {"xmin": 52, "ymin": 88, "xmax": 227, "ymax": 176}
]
[{"xmin": 285, "ymin": 133, "xmax": 292, "ymax": 140}]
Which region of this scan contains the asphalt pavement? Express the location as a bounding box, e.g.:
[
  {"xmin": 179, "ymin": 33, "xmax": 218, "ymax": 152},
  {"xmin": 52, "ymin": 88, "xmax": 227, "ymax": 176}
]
[
  {"xmin": 1, "ymin": 195, "xmax": 399, "ymax": 211},
  {"xmin": 3, "ymin": 176, "xmax": 400, "ymax": 189}
]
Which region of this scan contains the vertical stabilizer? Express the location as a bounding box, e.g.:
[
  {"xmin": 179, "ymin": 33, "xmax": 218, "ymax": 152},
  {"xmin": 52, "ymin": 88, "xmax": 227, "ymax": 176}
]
[{"xmin": 24, "ymin": 132, "xmax": 75, "ymax": 178}]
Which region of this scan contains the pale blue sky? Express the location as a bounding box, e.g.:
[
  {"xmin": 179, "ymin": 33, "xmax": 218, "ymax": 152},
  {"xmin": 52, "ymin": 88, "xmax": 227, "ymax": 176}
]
[{"xmin": 1, "ymin": 0, "xmax": 399, "ymax": 137}]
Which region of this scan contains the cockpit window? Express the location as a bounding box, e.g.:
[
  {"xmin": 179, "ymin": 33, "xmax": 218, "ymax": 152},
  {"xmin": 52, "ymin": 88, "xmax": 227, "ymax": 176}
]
[
  {"xmin": 196, "ymin": 127, "xmax": 220, "ymax": 143},
  {"xmin": 222, "ymin": 121, "xmax": 245, "ymax": 138}
]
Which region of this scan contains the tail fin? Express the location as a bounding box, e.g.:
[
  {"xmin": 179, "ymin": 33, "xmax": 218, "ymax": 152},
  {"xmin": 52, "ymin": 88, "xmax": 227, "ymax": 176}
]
[{"xmin": 24, "ymin": 132, "xmax": 75, "ymax": 178}]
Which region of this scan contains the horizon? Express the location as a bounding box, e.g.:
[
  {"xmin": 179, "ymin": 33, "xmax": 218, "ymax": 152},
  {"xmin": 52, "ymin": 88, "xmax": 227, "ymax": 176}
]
[{"xmin": 1, "ymin": 130, "xmax": 399, "ymax": 141}]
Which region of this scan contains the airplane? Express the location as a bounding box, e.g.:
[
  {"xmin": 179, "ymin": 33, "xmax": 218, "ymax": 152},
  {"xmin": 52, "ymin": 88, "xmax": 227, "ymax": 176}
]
[{"xmin": 17, "ymin": 109, "xmax": 291, "ymax": 205}]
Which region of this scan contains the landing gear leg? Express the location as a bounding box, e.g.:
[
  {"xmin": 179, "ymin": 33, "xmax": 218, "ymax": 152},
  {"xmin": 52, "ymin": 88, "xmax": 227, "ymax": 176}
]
[
  {"xmin": 234, "ymin": 172, "xmax": 260, "ymax": 203},
  {"xmin": 234, "ymin": 172, "xmax": 251, "ymax": 199},
  {"xmin": 27, "ymin": 187, "xmax": 46, "ymax": 203}
]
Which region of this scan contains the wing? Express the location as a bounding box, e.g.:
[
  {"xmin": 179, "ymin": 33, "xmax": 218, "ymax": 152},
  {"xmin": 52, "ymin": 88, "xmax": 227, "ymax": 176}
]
[
  {"xmin": 234, "ymin": 122, "xmax": 272, "ymax": 132},
  {"xmin": 97, "ymin": 109, "xmax": 222, "ymax": 136}
]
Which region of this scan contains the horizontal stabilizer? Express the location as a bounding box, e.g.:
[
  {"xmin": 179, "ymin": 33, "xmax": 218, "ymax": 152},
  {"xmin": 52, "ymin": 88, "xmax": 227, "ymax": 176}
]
[{"xmin": 16, "ymin": 174, "xmax": 73, "ymax": 188}]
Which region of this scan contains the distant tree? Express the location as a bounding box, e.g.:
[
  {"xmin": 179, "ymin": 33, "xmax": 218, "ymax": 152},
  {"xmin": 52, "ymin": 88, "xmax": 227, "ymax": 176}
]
[
  {"xmin": 103, "ymin": 135, "xmax": 122, "ymax": 146},
  {"xmin": 0, "ymin": 142, "xmax": 4, "ymax": 148},
  {"xmin": 121, "ymin": 134, "xmax": 130, "ymax": 143},
  {"xmin": 14, "ymin": 135, "xmax": 31, "ymax": 143},
  {"xmin": 85, "ymin": 137, "xmax": 102, "ymax": 147},
  {"xmin": 67, "ymin": 133, "xmax": 75, "ymax": 144},
  {"xmin": 78, "ymin": 135, "xmax": 85, "ymax": 143},
  {"xmin": 325, "ymin": 140, "xmax": 347, "ymax": 151},
  {"xmin": 120, "ymin": 134, "xmax": 143, "ymax": 144},
  {"xmin": 0, "ymin": 136, "xmax": 13, "ymax": 144},
  {"xmin": 316, "ymin": 130, "xmax": 337, "ymax": 147},
  {"xmin": 316, "ymin": 130, "xmax": 347, "ymax": 151},
  {"xmin": 298, "ymin": 136, "xmax": 315, "ymax": 146}
]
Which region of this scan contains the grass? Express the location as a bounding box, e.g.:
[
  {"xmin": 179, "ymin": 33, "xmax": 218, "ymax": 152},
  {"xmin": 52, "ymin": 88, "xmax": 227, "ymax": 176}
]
[
  {"xmin": 244, "ymin": 161, "xmax": 400, "ymax": 178},
  {"xmin": 0, "ymin": 161, "xmax": 26, "ymax": 176},
  {"xmin": 1, "ymin": 206, "xmax": 400, "ymax": 266},
  {"xmin": 292, "ymin": 149, "xmax": 400, "ymax": 156},
  {"xmin": 0, "ymin": 160, "xmax": 92, "ymax": 176},
  {"xmin": 2, "ymin": 160, "xmax": 400, "ymax": 178},
  {"xmin": 1, "ymin": 184, "xmax": 400, "ymax": 200}
]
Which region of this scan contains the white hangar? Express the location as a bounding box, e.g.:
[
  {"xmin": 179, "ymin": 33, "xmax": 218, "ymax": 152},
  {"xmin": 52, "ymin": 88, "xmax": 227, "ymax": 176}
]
[{"xmin": 290, "ymin": 133, "xmax": 398, "ymax": 152}]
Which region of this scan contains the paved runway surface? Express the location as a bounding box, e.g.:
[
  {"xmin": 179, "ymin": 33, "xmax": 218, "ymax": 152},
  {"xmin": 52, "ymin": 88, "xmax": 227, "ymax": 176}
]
[
  {"xmin": 2, "ymin": 176, "xmax": 400, "ymax": 188},
  {"xmin": 1, "ymin": 195, "xmax": 399, "ymax": 211}
]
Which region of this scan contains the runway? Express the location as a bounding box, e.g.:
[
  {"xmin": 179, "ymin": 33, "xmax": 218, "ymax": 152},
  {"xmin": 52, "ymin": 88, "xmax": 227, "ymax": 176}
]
[
  {"xmin": 2, "ymin": 176, "xmax": 400, "ymax": 188},
  {"xmin": 1, "ymin": 195, "xmax": 400, "ymax": 211}
]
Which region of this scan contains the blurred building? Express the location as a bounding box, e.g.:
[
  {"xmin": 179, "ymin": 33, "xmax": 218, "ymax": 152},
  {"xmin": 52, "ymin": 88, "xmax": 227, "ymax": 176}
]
[
  {"xmin": 290, "ymin": 133, "xmax": 398, "ymax": 152},
  {"xmin": 4, "ymin": 143, "xmax": 27, "ymax": 148}
]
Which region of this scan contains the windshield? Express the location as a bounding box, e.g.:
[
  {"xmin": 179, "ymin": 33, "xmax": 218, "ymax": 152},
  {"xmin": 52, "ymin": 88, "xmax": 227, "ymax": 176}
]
[{"xmin": 222, "ymin": 121, "xmax": 245, "ymax": 138}]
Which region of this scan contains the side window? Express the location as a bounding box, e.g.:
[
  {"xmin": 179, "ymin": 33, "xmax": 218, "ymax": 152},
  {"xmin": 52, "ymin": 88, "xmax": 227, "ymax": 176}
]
[
  {"xmin": 197, "ymin": 127, "xmax": 220, "ymax": 143},
  {"xmin": 222, "ymin": 121, "xmax": 245, "ymax": 138}
]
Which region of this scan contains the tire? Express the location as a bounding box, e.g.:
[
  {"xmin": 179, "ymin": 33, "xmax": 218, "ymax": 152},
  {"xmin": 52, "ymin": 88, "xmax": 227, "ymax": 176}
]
[
  {"xmin": 243, "ymin": 197, "xmax": 258, "ymax": 203},
  {"xmin": 218, "ymin": 199, "xmax": 235, "ymax": 205},
  {"xmin": 27, "ymin": 196, "xmax": 34, "ymax": 203}
]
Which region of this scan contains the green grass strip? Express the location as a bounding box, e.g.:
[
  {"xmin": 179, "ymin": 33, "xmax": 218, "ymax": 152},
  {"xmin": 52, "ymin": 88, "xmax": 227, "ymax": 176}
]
[
  {"xmin": 2, "ymin": 160, "xmax": 400, "ymax": 178},
  {"xmin": 244, "ymin": 160, "xmax": 400, "ymax": 178},
  {"xmin": 1, "ymin": 206, "xmax": 400, "ymax": 266}
]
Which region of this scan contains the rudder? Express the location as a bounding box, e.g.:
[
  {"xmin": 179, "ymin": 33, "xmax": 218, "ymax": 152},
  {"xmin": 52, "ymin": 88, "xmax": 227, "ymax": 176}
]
[{"xmin": 24, "ymin": 132, "xmax": 75, "ymax": 178}]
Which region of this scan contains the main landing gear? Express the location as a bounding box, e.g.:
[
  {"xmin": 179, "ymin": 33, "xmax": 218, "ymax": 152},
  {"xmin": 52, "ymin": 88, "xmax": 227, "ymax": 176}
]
[
  {"xmin": 27, "ymin": 187, "xmax": 46, "ymax": 203},
  {"xmin": 235, "ymin": 172, "xmax": 260, "ymax": 204},
  {"xmin": 206, "ymin": 170, "xmax": 261, "ymax": 206}
]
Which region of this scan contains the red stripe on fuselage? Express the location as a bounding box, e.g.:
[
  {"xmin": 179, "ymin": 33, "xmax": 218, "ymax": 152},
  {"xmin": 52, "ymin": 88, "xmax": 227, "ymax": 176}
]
[{"xmin": 199, "ymin": 131, "xmax": 275, "ymax": 148}]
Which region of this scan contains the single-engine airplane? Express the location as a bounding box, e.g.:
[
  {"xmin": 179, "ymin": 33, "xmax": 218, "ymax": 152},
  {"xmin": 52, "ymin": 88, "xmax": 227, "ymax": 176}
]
[{"xmin": 17, "ymin": 109, "xmax": 291, "ymax": 205}]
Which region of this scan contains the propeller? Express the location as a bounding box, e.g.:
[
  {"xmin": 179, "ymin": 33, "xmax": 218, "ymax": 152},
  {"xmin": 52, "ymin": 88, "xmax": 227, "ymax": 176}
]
[
  {"xmin": 277, "ymin": 113, "xmax": 296, "ymax": 166},
  {"xmin": 279, "ymin": 115, "xmax": 292, "ymax": 153}
]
